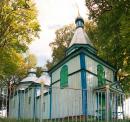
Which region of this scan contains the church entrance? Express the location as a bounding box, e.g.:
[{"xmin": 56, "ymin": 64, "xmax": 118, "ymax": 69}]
[{"xmin": 94, "ymin": 85, "xmax": 124, "ymax": 121}]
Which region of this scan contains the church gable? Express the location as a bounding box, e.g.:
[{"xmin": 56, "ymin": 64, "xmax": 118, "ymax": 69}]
[
  {"xmin": 85, "ymin": 55, "xmax": 118, "ymax": 89},
  {"xmin": 51, "ymin": 55, "xmax": 81, "ymax": 87}
]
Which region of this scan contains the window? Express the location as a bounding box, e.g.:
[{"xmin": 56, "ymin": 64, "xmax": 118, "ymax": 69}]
[
  {"xmin": 97, "ymin": 64, "xmax": 106, "ymax": 86},
  {"xmin": 60, "ymin": 65, "xmax": 68, "ymax": 88}
]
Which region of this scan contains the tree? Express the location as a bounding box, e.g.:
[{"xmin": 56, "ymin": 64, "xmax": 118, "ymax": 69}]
[
  {"xmin": 46, "ymin": 24, "xmax": 74, "ymax": 69},
  {"xmin": 36, "ymin": 67, "xmax": 43, "ymax": 77},
  {"xmin": 26, "ymin": 53, "xmax": 37, "ymax": 68},
  {"xmin": 46, "ymin": 21, "xmax": 96, "ymax": 69},
  {"xmin": 85, "ymin": 0, "xmax": 130, "ymax": 91},
  {"xmin": 0, "ymin": 50, "xmax": 27, "ymax": 86},
  {"xmin": 35, "ymin": 67, "xmax": 48, "ymax": 77},
  {"xmin": 0, "ymin": 1, "xmax": 40, "ymax": 115},
  {"xmin": 0, "ymin": 0, "xmax": 40, "ymax": 85},
  {"xmin": 0, "ymin": 0, "xmax": 40, "ymax": 51}
]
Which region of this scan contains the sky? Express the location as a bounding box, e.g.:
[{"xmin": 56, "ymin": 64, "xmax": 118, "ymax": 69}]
[{"xmin": 29, "ymin": 0, "xmax": 88, "ymax": 67}]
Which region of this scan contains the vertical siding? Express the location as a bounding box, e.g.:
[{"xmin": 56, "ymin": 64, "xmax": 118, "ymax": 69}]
[
  {"xmin": 9, "ymin": 97, "xmax": 13, "ymax": 118},
  {"xmin": 85, "ymin": 56, "xmax": 98, "ymax": 74},
  {"xmin": 86, "ymin": 73, "xmax": 98, "ymax": 116},
  {"xmin": 124, "ymin": 97, "xmax": 130, "ymax": 118},
  {"xmin": 85, "ymin": 56, "xmax": 98, "ymax": 116},
  {"xmin": 51, "ymin": 55, "xmax": 82, "ymax": 119},
  {"xmin": 67, "ymin": 55, "xmax": 80, "ymax": 74},
  {"xmin": 87, "ymin": 73, "xmax": 98, "ymax": 89},
  {"xmin": 9, "ymin": 93, "xmax": 19, "ymax": 118},
  {"xmin": 19, "ymin": 91, "xmax": 25, "ymax": 118},
  {"xmin": 69, "ymin": 72, "xmax": 81, "ymax": 89},
  {"xmin": 41, "ymin": 94, "xmax": 50, "ymax": 119},
  {"xmin": 36, "ymin": 92, "xmax": 50, "ymax": 119},
  {"xmin": 104, "ymin": 66, "xmax": 114, "ymax": 82},
  {"xmin": 29, "ymin": 88, "xmax": 35, "ymax": 119},
  {"xmin": 85, "ymin": 56, "xmax": 114, "ymax": 82},
  {"xmin": 85, "ymin": 55, "xmax": 116, "ymax": 116},
  {"xmin": 51, "ymin": 85, "xmax": 82, "ymax": 119},
  {"xmin": 9, "ymin": 98, "xmax": 12, "ymax": 117},
  {"xmin": 24, "ymin": 88, "xmax": 35, "ymax": 119},
  {"xmin": 36, "ymin": 97, "xmax": 40, "ymax": 119},
  {"xmin": 51, "ymin": 72, "xmax": 82, "ymax": 119},
  {"xmin": 52, "ymin": 55, "xmax": 80, "ymax": 83}
]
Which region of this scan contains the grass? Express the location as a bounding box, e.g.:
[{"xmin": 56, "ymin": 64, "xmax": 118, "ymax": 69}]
[{"xmin": 0, "ymin": 118, "xmax": 130, "ymax": 122}]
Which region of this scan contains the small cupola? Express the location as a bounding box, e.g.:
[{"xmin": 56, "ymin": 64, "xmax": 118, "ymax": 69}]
[
  {"xmin": 37, "ymin": 71, "xmax": 50, "ymax": 86},
  {"xmin": 19, "ymin": 68, "xmax": 38, "ymax": 85},
  {"xmin": 75, "ymin": 16, "xmax": 84, "ymax": 28},
  {"xmin": 66, "ymin": 16, "xmax": 97, "ymax": 55},
  {"xmin": 17, "ymin": 68, "xmax": 38, "ymax": 90},
  {"xmin": 28, "ymin": 68, "xmax": 37, "ymax": 77}
]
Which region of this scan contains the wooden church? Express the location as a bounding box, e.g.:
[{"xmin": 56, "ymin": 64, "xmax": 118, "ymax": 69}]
[
  {"xmin": 48, "ymin": 16, "xmax": 123, "ymax": 119},
  {"xmin": 9, "ymin": 16, "xmax": 123, "ymax": 120},
  {"xmin": 9, "ymin": 69, "xmax": 41, "ymax": 119}
]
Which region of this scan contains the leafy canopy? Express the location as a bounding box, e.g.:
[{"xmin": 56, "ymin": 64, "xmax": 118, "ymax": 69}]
[
  {"xmin": 0, "ymin": 0, "xmax": 40, "ymax": 85},
  {"xmin": 85, "ymin": 0, "xmax": 130, "ymax": 91},
  {"xmin": 0, "ymin": 0, "xmax": 40, "ymax": 51}
]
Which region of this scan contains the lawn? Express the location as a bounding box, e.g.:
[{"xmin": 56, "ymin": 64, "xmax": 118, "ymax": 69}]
[{"xmin": 0, "ymin": 118, "xmax": 130, "ymax": 122}]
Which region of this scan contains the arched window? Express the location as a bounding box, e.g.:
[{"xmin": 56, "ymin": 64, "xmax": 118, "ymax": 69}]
[
  {"xmin": 60, "ymin": 65, "xmax": 68, "ymax": 88},
  {"xmin": 97, "ymin": 64, "xmax": 105, "ymax": 86}
]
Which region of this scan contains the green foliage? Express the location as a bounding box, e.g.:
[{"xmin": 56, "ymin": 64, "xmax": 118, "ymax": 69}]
[
  {"xmin": 85, "ymin": 0, "xmax": 130, "ymax": 92},
  {"xmin": 0, "ymin": 0, "xmax": 40, "ymax": 51},
  {"xmin": 36, "ymin": 67, "xmax": 46, "ymax": 77},
  {"xmin": 0, "ymin": 49, "xmax": 27, "ymax": 86},
  {"xmin": 0, "ymin": 0, "xmax": 40, "ymax": 85},
  {"xmin": 26, "ymin": 53, "xmax": 37, "ymax": 68},
  {"xmin": 46, "ymin": 24, "xmax": 75, "ymax": 69}
]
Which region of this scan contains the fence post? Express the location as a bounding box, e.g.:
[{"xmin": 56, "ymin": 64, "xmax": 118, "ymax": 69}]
[{"xmin": 106, "ymin": 85, "xmax": 110, "ymax": 122}]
